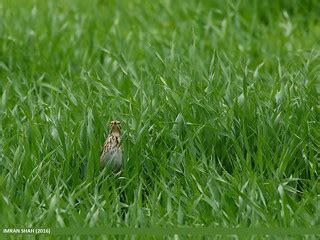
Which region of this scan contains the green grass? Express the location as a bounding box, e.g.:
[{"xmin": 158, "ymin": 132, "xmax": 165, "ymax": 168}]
[{"xmin": 0, "ymin": 0, "xmax": 319, "ymax": 238}]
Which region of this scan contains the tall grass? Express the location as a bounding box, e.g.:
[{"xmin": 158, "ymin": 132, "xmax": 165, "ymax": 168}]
[{"xmin": 0, "ymin": 0, "xmax": 319, "ymax": 237}]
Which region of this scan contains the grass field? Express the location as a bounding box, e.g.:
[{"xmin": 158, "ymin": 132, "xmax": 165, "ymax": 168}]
[{"xmin": 0, "ymin": 0, "xmax": 319, "ymax": 238}]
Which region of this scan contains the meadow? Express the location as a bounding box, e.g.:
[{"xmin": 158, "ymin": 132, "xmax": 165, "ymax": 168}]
[{"xmin": 0, "ymin": 0, "xmax": 319, "ymax": 239}]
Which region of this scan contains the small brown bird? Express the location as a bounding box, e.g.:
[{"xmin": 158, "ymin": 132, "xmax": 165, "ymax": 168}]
[{"xmin": 100, "ymin": 120, "xmax": 123, "ymax": 172}]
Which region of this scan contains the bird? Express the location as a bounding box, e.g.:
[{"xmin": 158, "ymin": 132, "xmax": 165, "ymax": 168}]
[{"xmin": 100, "ymin": 120, "xmax": 123, "ymax": 172}]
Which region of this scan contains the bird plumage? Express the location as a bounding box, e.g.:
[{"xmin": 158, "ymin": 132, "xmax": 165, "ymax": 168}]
[{"xmin": 100, "ymin": 120, "xmax": 123, "ymax": 172}]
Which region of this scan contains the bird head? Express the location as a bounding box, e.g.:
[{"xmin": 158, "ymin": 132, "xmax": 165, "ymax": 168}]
[{"xmin": 109, "ymin": 120, "xmax": 121, "ymax": 134}]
